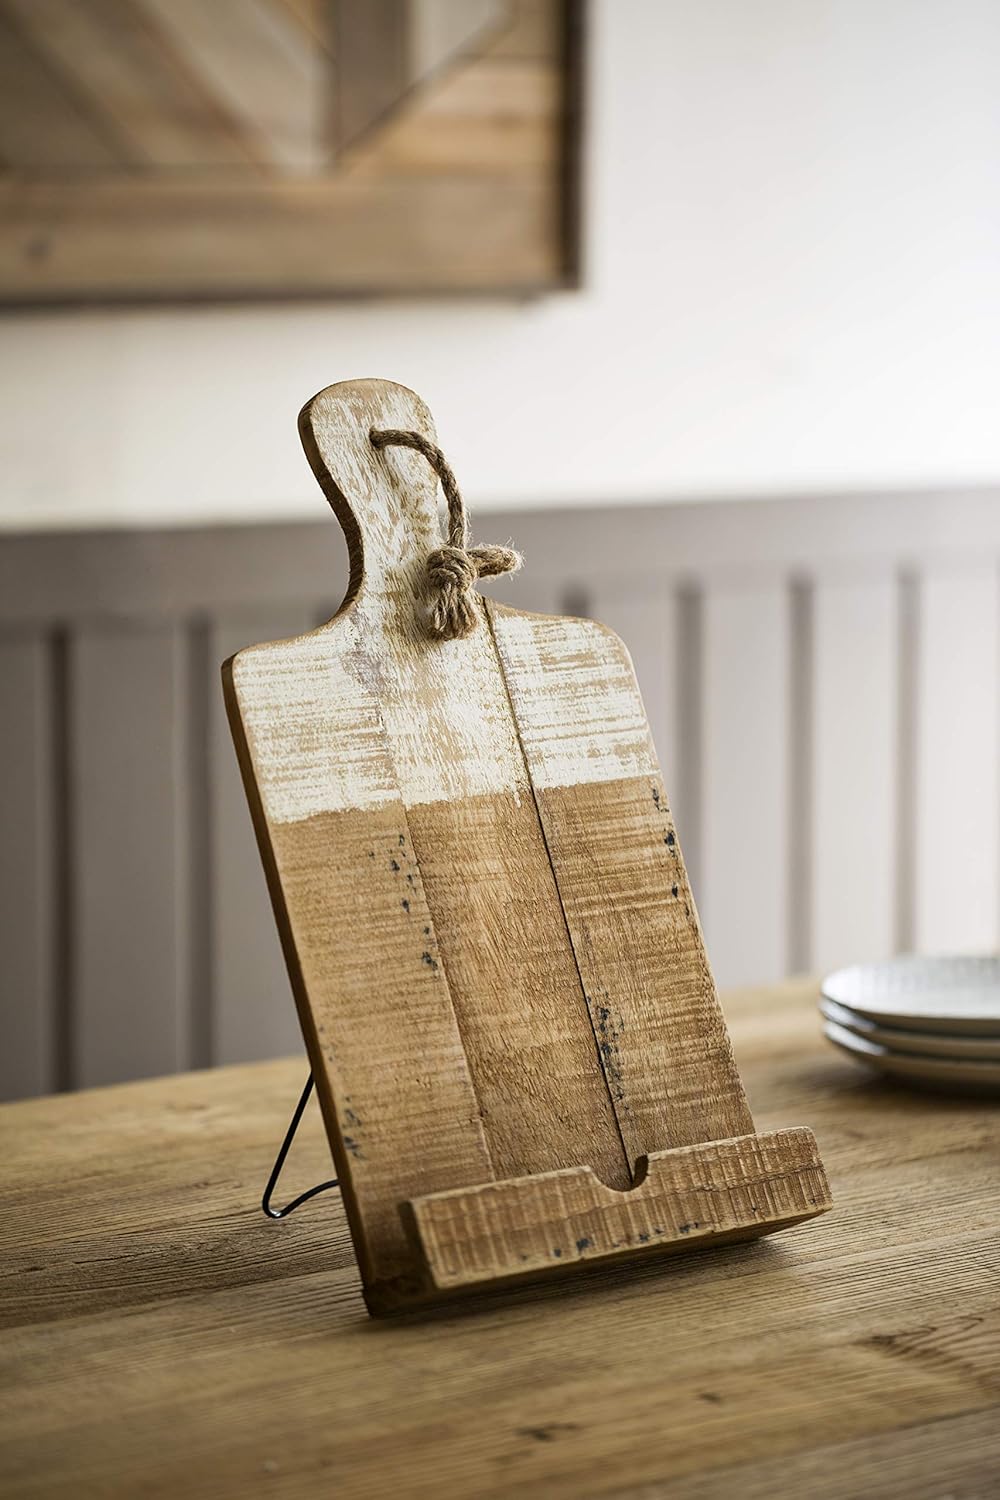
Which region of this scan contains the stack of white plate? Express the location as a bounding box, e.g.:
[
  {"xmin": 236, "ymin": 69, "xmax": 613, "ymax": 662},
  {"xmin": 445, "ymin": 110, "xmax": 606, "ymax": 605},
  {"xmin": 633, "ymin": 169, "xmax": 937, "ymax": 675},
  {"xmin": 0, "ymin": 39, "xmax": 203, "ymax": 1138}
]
[{"xmin": 820, "ymin": 955, "xmax": 1000, "ymax": 1094}]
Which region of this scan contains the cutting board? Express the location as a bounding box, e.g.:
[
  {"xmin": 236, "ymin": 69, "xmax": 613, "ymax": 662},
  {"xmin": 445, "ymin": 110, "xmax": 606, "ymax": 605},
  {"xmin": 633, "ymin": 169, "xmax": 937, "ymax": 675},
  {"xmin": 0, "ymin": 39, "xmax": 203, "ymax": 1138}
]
[{"xmin": 223, "ymin": 379, "xmax": 831, "ymax": 1314}]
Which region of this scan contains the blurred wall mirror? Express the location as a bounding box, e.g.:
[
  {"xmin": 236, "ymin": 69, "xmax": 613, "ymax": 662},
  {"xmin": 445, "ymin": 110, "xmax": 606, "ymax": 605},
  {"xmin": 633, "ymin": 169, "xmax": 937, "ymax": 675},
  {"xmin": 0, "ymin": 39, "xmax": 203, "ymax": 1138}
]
[{"xmin": 0, "ymin": 0, "xmax": 582, "ymax": 302}]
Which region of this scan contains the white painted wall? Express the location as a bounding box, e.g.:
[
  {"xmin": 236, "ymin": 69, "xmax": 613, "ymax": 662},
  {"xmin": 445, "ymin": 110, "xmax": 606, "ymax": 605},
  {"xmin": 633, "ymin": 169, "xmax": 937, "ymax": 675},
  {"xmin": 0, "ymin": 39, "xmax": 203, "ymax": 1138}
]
[{"xmin": 2, "ymin": 0, "xmax": 1000, "ymax": 529}]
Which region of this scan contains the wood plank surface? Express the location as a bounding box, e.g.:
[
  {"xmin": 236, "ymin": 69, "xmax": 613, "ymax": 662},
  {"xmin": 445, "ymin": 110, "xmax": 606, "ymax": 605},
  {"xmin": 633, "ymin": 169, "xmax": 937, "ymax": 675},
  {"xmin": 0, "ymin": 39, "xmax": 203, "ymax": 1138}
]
[
  {"xmin": 0, "ymin": 981, "xmax": 996, "ymax": 1499},
  {"xmin": 407, "ymin": 1127, "xmax": 829, "ymax": 1293},
  {"xmin": 227, "ymin": 382, "xmax": 633, "ymax": 1306},
  {"xmin": 0, "ymin": 0, "xmax": 575, "ymax": 303},
  {"xmin": 330, "ymin": 0, "xmax": 409, "ymax": 156},
  {"xmin": 490, "ymin": 605, "xmax": 755, "ymax": 1166},
  {"xmin": 4, "ymin": 0, "xmax": 255, "ymax": 168},
  {"xmin": 226, "ymin": 380, "xmax": 817, "ymax": 1312},
  {"xmin": 137, "ymin": 0, "xmax": 327, "ymax": 170},
  {"xmin": 0, "ymin": 7, "xmax": 119, "ymax": 169},
  {"xmin": 0, "ymin": 176, "xmax": 557, "ymax": 300},
  {"xmin": 225, "ymin": 380, "xmax": 828, "ymax": 1310}
]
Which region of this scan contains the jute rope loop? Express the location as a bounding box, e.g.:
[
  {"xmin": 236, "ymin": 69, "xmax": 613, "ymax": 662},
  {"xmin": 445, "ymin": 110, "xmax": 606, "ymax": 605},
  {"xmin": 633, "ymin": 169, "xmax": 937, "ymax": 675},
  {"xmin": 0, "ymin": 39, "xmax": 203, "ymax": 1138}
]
[{"xmin": 370, "ymin": 427, "xmax": 522, "ymax": 641}]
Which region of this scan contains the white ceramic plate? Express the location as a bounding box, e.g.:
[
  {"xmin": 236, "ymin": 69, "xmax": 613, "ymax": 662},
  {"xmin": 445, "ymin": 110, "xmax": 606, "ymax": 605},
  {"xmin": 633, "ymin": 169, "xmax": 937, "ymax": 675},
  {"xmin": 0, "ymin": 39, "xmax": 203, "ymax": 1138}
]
[
  {"xmin": 819, "ymin": 997, "xmax": 1000, "ymax": 1060},
  {"xmin": 822, "ymin": 955, "xmax": 1000, "ymax": 1035},
  {"xmin": 823, "ymin": 1017, "xmax": 1000, "ymax": 1093}
]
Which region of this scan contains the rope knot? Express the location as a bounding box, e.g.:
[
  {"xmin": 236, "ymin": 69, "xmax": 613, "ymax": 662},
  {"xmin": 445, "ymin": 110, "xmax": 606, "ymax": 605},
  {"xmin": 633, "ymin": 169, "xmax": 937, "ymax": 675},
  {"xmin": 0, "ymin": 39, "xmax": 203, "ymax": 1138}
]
[
  {"xmin": 424, "ymin": 542, "xmax": 521, "ymax": 640},
  {"xmin": 370, "ymin": 426, "xmax": 522, "ymax": 641}
]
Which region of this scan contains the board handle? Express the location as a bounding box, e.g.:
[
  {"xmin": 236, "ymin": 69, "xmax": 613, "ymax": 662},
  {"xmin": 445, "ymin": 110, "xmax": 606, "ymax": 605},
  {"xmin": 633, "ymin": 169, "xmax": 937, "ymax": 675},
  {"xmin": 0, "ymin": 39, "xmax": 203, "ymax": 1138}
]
[{"xmin": 298, "ymin": 378, "xmax": 518, "ymax": 640}]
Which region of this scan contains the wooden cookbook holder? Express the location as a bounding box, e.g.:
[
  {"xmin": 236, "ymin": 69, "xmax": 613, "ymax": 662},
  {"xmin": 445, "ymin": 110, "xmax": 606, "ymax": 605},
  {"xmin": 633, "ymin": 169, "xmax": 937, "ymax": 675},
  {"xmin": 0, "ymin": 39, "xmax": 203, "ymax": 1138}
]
[{"xmin": 224, "ymin": 379, "xmax": 832, "ymax": 1315}]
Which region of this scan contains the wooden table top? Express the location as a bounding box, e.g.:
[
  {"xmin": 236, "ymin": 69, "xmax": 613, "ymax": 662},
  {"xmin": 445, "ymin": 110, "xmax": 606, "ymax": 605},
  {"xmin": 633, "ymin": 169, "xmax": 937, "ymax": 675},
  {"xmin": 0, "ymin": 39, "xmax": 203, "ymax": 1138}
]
[{"xmin": 2, "ymin": 980, "xmax": 997, "ymax": 1499}]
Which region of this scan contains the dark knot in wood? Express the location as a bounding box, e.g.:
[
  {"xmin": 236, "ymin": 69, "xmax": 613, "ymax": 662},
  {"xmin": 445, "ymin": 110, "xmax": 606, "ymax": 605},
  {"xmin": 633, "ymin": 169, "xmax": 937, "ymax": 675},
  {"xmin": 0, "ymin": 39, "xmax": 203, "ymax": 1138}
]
[{"xmin": 370, "ymin": 426, "xmax": 522, "ymax": 641}]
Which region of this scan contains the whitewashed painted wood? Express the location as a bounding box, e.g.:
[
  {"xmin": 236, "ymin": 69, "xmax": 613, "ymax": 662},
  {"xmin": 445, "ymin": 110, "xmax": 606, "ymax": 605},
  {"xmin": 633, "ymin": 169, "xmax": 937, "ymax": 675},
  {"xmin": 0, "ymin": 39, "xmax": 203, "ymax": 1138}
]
[
  {"xmin": 590, "ymin": 589, "xmax": 679, "ymax": 796},
  {"xmin": 811, "ymin": 571, "xmax": 898, "ymax": 975},
  {"xmin": 914, "ymin": 564, "xmax": 999, "ymax": 955},
  {"xmin": 71, "ymin": 624, "xmax": 188, "ymax": 1087},
  {"xmin": 210, "ymin": 611, "xmax": 312, "ymax": 1067},
  {"xmin": 0, "ymin": 635, "xmax": 55, "ymax": 1098},
  {"xmin": 490, "ymin": 612, "xmax": 656, "ymax": 791},
  {"xmin": 701, "ymin": 578, "xmax": 790, "ymax": 989}
]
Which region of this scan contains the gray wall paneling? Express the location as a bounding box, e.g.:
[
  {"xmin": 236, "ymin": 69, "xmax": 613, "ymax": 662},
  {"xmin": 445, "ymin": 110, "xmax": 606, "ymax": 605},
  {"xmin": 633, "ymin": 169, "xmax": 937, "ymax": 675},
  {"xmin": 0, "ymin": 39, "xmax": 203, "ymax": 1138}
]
[
  {"xmin": 811, "ymin": 570, "xmax": 899, "ymax": 976},
  {"xmin": 2, "ymin": 490, "xmax": 1000, "ymax": 1098},
  {"xmin": 70, "ymin": 622, "xmax": 188, "ymax": 1086},
  {"xmin": 700, "ymin": 575, "xmax": 790, "ymax": 990},
  {"xmin": 0, "ymin": 634, "xmax": 56, "ymax": 1098},
  {"xmin": 914, "ymin": 563, "xmax": 1000, "ymax": 954},
  {"xmin": 209, "ymin": 610, "xmax": 314, "ymax": 1067}
]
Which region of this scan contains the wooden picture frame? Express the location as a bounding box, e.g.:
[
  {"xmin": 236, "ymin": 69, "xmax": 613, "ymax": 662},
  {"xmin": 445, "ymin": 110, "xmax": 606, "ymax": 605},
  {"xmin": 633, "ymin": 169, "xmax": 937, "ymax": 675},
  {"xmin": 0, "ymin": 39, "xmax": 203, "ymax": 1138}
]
[{"xmin": 0, "ymin": 0, "xmax": 582, "ymax": 304}]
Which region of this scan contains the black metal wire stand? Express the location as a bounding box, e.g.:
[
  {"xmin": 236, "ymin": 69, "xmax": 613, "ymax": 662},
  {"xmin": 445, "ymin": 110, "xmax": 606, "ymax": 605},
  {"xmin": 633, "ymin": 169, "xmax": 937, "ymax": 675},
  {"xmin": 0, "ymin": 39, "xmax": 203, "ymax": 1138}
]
[{"xmin": 261, "ymin": 1073, "xmax": 340, "ymax": 1219}]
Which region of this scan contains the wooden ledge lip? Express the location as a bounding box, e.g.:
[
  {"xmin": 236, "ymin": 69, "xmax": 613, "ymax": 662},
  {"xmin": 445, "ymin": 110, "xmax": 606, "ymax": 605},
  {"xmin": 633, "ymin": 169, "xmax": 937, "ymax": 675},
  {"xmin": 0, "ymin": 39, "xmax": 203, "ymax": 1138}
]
[{"xmin": 403, "ymin": 1128, "xmax": 832, "ymax": 1293}]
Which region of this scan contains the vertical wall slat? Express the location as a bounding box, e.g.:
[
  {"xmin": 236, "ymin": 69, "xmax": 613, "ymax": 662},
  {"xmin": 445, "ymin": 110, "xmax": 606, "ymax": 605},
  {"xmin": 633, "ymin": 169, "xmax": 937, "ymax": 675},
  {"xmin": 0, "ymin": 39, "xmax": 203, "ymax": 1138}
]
[
  {"xmin": 701, "ymin": 578, "xmax": 790, "ymax": 989},
  {"xmin": 811, "ymin": 572, "xmax": 898, "ymax": 975},
  {"xmin": 71, "ymin": 623, "xmax": 189, "ymax": 1087},
  {"xmin": 590, "ymin": 589, "xmax": 679, "ymax": 795},
  {"xmin": 0, "ymin": 635, "xmax": 55, "ymax": 1099},
  {"xmin": 483, "ymin": 572, "xmax": 563, "ymax": 620},
  {"xmin": 914, "ymin": 564, "xmax": 1000, "ymax": 954},
  {"xmin": 209, "ymin": 612, "xmax": 315, "ymax": 1066}
]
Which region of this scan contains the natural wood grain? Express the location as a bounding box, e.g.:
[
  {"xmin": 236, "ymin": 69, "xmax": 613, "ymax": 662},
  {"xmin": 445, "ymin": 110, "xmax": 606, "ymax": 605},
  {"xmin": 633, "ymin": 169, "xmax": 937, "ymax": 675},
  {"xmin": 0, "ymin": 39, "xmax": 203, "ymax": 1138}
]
[
  {"xmin": 5, "ymin": 0, "xmax": 255, "ymax": 168},
  {"xmin": 403, "ymin": 790, "xmax": 630, "ymax": 1193},
  {"xmin": 491, "ymin": 607, "xmax": 755, "ymax": 1165},
  {"xmin": 343, "ymin": 59, "xmax": 558, "ymax": 175},
  {"xmin": 330, "ymin": 0, "xmax": 409, "ymax": 156},
  {"xmin": 226, "ymin": 382, "xmax": 637, "ymax": 1308},
  {"xmin": 0, "ymin": 0, "xmax": 579, "ymax": 301},
  {"xmin": 224, "ymin": 379, "xmax": 826, "ymax": 1311},
  {"xmin": 406, "ymin": 1128, "xmax": 830, "ymax": 1294},
  {"xmin": 137, "ymin": 0, "xmax": 327, "ymax": 170},
  {"xmin": 484, "ymin": 0, "xmax": 565, "ymax": 60},
  {"xmin": 0, "ymin": 982, "xmax": 996, "ymax": 1499},
  {"xmin": 0, "ymin": 6, "xmax": 119, "ymax": 169},
  {"xmin": 0, "ymin": 176, "xmax": 558, "ymax": 300}
]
